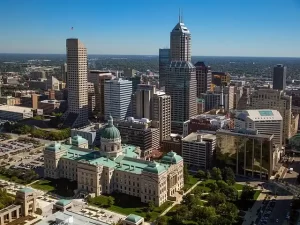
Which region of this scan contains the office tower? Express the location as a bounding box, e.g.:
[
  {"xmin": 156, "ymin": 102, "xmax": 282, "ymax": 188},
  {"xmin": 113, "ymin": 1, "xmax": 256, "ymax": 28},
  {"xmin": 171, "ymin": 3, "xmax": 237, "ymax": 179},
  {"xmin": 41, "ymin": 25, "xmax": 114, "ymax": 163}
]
[
  {"xmin": 273, "ymin": 64, "xmax": 286, "ymax": 90},
  {"xmin": 165, "ymin": 17, "xmax": 197, "ymax": 134},
  {"xmin": 129, "ymin": 75, "xmax": 141, "ymax": 93},
  {"xmin": 135, "ymin": 84, "xmax": 156, "ymax": 119},
  {"xmin": 63, "ymin": 38, "xmax": 88, "ymax": 128},
  {"xmin": 235, "ymin": 110, "xmax": 283, "ymax": 150},
  {"xmin": 182, "ymin": 133, "xmax": 216, "ymax": 170},
  {"xmin": 170, "ymin": 15, "xmax": 191, "ymax": 61},
  {"xmin": 30, "ymin": 71, "xmax": 46, "ymax": 80},
  {"xmin": 213, "ymin": 86, "xmax": 235, "ymax": 111},
  {"xmin": 104, "ymin": 78, "xmax": 132, "ymax": 121},
  {"xmin": 211, "ymin": 72, "xmax": 230, "ymax": 87},
  {"xmin": 201, "ymin": 92, "xmax": 228, "ymax": 112},
  {"xmin": 135, "ymin": 84, "xmax": 171, "ymax": 142},
  {"xmin": 216, "ymin": 129, "xmax": 274, "ymax": 180},
  {"xmin": 159, "ymin": 48, "xmax": 170, "ymax": 89},
  {"xmin": 152, "ymin": 91, "xmax": 171, "ymax": 142},
  {"xmin": 167, "ymin": 61, "xmax": 197, "ymax": 133},
  {"xmin": 248, "ymin": 89, "xmax": 298, "ymax": 143},
  {"xmin": 61, "ymin": 63, "xmax": 67, "ymax": 83},
  {"xmin": 194, "ymin": 62, "xmax": 212, "ymax": 96},
  {"xmin": 88, "ymin": 70, "xmax": 114, "ymax": 119}
]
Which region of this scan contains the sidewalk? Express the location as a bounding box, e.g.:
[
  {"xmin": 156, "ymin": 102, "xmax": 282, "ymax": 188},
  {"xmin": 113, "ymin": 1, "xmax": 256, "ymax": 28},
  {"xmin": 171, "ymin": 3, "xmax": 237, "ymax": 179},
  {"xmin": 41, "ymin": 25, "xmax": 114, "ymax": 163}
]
[{"xmin": 242, "ymin": 192, "xmax": 267, "ymax": 225}]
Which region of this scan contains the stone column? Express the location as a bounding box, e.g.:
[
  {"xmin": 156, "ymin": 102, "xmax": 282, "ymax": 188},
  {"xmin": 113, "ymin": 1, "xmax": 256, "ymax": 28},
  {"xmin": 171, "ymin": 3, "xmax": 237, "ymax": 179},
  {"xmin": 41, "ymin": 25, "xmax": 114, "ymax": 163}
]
[
  {"xmin": 16, "ymin": 208, "xmax": 20, "ymax": 219},
  {"xmin": 8, "ymin": 212, "xmax": 12, "ymax": 223},
  {"xmin": 0, "ymin": 215, "xmax": 4, "ymax": 225}
]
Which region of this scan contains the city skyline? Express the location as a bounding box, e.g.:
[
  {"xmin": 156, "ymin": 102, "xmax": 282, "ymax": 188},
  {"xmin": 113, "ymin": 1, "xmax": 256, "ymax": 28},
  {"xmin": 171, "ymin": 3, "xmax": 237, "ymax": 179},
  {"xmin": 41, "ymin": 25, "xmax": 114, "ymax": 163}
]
[{"xmin": 1, "ymin": 0, "xmax": 300, "ymax": 57}]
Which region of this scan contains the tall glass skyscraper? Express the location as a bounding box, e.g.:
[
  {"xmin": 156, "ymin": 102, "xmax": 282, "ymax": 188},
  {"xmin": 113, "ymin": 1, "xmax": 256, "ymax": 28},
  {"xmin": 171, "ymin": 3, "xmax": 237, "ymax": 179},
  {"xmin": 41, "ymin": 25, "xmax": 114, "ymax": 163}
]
[
  {"xmin": 164, "ymin": 16, "xmax": 197, "ymax": 134},
  {"xmin": 159, "ymin": 48, "xmax": 170, "ymax": 89}
]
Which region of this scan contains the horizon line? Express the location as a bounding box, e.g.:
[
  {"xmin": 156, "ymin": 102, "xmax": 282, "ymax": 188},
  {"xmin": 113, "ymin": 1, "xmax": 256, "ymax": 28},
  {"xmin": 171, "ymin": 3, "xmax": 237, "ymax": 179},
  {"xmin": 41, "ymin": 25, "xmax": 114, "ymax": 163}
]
[{"xmin": 0, "ymin": 53, "xmax": 300, "ymax": 59}]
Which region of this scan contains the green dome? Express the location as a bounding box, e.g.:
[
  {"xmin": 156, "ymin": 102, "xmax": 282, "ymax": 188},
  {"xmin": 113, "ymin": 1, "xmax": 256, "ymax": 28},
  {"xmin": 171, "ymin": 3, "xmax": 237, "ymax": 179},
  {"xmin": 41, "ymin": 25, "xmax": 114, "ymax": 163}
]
[
  {"xmin": 101, "ymin": 116, "xmax": 121, "ymax": 140},
  {"xmin": 161, "ymin": 151, "xmax": 183, "ymax": 164}
]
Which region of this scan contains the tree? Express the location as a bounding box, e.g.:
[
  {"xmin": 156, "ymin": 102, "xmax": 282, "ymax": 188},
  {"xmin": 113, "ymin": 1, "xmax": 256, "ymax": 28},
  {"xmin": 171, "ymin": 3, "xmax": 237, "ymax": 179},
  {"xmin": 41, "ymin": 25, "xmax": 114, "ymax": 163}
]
[
  {"xmin": 205, "ymin": 170, "xmax": 211, "ymax": 179},
  {"xmin": 222, "ymin": 167, "xmax": 236, "ymax": 185},
  {"xmin": 192, "ymin": 206, "xmax": 216, "ymax": 224},
  {"xmin": 211, "ymin": 167, "xmax": 222, "ymax": 181},
  {"xmin": 183, "ymin": 165, "xmax": 190, "ymax": 184},
  {"xmin": 206, "ymin": 192, "xmax": 226, "ymax": 208},
  {"xmin": 216, "ymin": 202, "xmax": 239, "ymax": 224},
  {"xmin": 182, "ymin": 193, "xmax": 199, "ymax": 210},
  {"xmin": 220, "ymin": 185, "xmax": 238, "ymax": 201},
  {"xmin": 193, "ymin": 186, "xmax": 204, "ymax": 196},
  {"xmin": 148, "ymin": 200, "xmax": 155, "ymax": 212},
  {"xmin": 240, "ymin": 185, "xmax": 255, "ymax": 201},
  {"xmin": 216, "ymin": 180, "xmax": 228, "ymax": 190},
  {"xmin": 196, "ymin": 170, "xmax": 206, "ymax": 180},
  {"xmin": 145, "ymin": 212, "xmax": 151, "ymax": 221},
  {"xmin": 155, "ymin": 216, "xmax": 168, "ymax": 225},
  {"xmin": 107, "ymin": 196, "xmax": 114, "ymax": 207},
  {"xmin": 206, "ymin": 182, "xmax": 218, "ymax": 192}
]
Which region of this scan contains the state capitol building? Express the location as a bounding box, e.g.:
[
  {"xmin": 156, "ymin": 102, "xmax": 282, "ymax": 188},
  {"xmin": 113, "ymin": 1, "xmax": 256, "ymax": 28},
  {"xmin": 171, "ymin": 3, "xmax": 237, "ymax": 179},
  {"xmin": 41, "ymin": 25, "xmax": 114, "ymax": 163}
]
[{"xmin": 44, "ymin": 116, "xmax": 184, "ymax": 206}]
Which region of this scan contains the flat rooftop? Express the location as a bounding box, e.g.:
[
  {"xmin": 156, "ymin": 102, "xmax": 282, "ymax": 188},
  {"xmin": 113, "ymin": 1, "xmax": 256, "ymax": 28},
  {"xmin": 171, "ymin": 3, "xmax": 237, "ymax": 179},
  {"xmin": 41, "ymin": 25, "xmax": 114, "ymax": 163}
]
[
  {"xmin": 71, "ymin": 123, "xmax": 104, "ymax": 132},
  {"xmin": 0, "ymin": 105, "xmax": 33, "ymax": 113},
  {"xmin": 183, "ymin": 132, "xmax": 216, "ymax": 142},
  {"xmin": 35, "ymin": 211, "xmax": 110, "ymax": 225},
  {"xmin": 217, "ymin": 129, "xmax": 273, "ymax": 140},
  {"xmin": 40, "ymin": 100, "xmax": 64, "ymax": 104}
]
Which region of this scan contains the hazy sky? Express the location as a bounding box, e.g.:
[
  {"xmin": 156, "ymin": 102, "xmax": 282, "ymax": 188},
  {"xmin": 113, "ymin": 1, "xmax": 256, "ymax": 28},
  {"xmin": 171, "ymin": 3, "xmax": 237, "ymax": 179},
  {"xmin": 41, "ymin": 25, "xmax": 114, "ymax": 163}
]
[{"xmin": 1, "ymin": 0, "xmax": 300, "ymax": 57}]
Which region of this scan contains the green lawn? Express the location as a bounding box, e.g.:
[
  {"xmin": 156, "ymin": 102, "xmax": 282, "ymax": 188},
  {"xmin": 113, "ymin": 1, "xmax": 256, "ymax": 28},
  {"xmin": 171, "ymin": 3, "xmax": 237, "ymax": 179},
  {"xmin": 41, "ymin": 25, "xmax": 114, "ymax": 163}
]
[
  {"xmin": 184, "ymin": 175, "xmax": 199, "ymax": 191},
  {"xmin": 254, "ymin": 190, "xmax": 261, "ymax": 200},
  {"xmin": 88, "ymin": 193, "xmax": 172, "ymax": 221},
  {"xmin": 234, "ymin": 183, "xmax": 244, "ymax": 190},
  {"xmin": 31, "ymin": 178, "xmax": 77, "ymax": 197}
]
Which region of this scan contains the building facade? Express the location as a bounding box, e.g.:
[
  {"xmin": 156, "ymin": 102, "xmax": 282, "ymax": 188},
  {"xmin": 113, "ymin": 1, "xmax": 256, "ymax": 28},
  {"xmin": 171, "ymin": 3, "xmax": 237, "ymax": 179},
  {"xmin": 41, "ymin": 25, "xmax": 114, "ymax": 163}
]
[
  {"xmin": 182, "ymin": 133, "xmax": 216, "ymax": 170},
  {"xmin": 63, "ymin": 38, "xmax": 89, "ymax": 128},
  {"xmin": 159, "ymin": 49, "xmax": 170, "ymax": 89},
  {"xmin": 273, "ymin": 64, "xmax": 286, "ymax": 91},
  {"xmin": 216, "ymin": 129, "xmax": 274, "ymax": 180},
  {"xmin": 248, "ymin": 89, "xmax": 297, "ymax": 142},
  {"xmin": 104, "ymin": 79, "xmax": 132, "ymax": 121},
  {"xmin": 44, "ymin": 116, "xmax": 184, "ymax": 206},
  {"xmin": 194, "ymin": 61, "xmax": 212, "ymax": 96}
]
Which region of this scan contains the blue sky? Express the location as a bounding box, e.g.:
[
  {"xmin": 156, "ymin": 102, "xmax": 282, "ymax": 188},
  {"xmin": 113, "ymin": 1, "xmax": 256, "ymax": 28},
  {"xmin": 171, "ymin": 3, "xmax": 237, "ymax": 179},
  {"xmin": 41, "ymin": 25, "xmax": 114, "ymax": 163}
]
[{"xmin": 1, "ymin": 0, "xmax": 300, "ymax": 56}]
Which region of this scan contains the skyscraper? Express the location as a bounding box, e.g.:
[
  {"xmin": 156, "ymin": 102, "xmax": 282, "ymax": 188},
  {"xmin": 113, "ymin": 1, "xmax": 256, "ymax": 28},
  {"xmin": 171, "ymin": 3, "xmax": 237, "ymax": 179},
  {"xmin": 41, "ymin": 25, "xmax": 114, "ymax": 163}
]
[
  {"xmin": 63, "ymin": 38, "xmax": 89, "ymax": 128},
  {"xmin": 273, "ymin": 64, "xmax": 286, "ymax": 90},
  {"xmin": 159, "ymin": 48, "xmax": 170, "ymax": 89},
  {"xmin": 165, "ymin": 15, "xmax": 197, "ymax": 133},
  {"xmin": 170, "ymin": 15, "xmax": 191, "ymax": 62},
  {"xmin": 104, "ymin": 78, "xmax": 132, "ymax": 121},
  {"xmin": 194, "ymin": 61, "xmax": 212, "ymax": 96}
]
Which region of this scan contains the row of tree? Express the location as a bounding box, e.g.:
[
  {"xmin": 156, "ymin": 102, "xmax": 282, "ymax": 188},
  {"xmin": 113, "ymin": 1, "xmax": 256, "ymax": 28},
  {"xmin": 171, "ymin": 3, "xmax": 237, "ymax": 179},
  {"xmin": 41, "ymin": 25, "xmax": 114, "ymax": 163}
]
[
  {"xmin": 0, "ymin": 167, "xmax": 39, "ymax": 184},
  {"xmin": 0, "ymin": 188, "xmax": 14, "ymax": 210},
  {"xmin": 3, "ymin": 122, "xmax": 70, "ymax": 141}
]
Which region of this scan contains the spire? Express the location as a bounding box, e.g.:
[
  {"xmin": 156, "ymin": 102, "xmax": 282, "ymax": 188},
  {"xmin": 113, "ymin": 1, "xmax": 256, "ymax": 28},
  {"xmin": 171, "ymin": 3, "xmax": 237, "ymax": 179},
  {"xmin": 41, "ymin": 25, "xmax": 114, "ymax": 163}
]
[{"xmin": 179, "ymin": 8, "xmax": 182, "ymax": 23}]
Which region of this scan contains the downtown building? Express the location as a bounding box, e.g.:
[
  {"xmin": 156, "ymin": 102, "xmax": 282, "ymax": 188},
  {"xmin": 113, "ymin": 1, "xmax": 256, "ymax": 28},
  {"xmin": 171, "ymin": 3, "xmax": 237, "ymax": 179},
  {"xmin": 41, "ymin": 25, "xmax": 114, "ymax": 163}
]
[
  {"xmin": 248, "ymin": 89, "xmax": 298, "ymax": 143},
  {"xmin": 273, "ymin": 64, "xmax": 286, "ymax": 91},
  {"xmin": 194, "ymin": 61, "xmax": 212, "ymax": 96},
  {"xmin": 44, "ymin": 116, "xmax": 183, "ymax": 206},
  {"xmin": 134, "ymin": 84, "xmax": 171, "ymax": 142},
  {"xmin": 164, "ymin": 17, "xmax": 197, "ymax": 134},
  {"xmin": 63, "ymin": 38, "xmax": 89, "ymax": 128},
  {"xmin": 104, "ymin": 78, "xmax": 132, "ymax": 121}
]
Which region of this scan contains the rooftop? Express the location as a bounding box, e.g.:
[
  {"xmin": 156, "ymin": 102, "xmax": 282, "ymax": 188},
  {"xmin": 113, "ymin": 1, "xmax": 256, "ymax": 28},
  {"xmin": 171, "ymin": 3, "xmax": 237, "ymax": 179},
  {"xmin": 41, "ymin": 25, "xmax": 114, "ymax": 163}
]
[
  {"xmin": 237, "ymin": 110, "xmax": 282, "ymax": 121},
  {"xmin": 217, "ymin": 129, "xmax": 274, "ymax": 141},
  {"xmin": 183, "ymin": 132, "xmax": 216, "ymax": 142},
  {"xmin": 55, "ymin": 199, "xmax": 72, "ymax": 207},
  {"xmin": 0, "ymin": 105, "xmax": 33, "ymax": 113},
  {"xmin": 125, "ymin": 214, "xmax": 143, "ymax": 223},
  {"xmin": 18, "ymin": 187, "xmax": 34, "ymax": 194},
  {"xmin": 35, "ymin": 211, "xmax": 109, "ymax": 225}
]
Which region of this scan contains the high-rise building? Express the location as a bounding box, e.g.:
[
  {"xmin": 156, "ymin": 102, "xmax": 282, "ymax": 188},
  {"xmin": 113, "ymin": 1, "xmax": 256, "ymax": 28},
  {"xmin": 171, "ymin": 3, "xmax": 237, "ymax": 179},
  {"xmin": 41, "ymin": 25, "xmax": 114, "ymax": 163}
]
[
  {"xmin": 61, "ymin": 63, "xmax": 67, "ymax": 83},
  {"xmin": 170, "ymin": 16, "xmax": 191, "ymax": 61},
  {"xmin": 194, "ymin": 62, "xmax": 212, "ymax": 96},
  {"xmin": 88, "ymin": 70, "xmax": 114, "ymax": 119},
  {"xmin": 211, "ymin": 72, "xmax": 230, "ymax": 87},
  {"xmin": 201, "ymin": 92, "xmax": 228, "ymax": 112},
  {"xmin": 104, "ymin": 78, "xmax": 132, "ymax": 121},
  {"xmin": 248, "ymin": 89, "xmax": 298, "ymax": 143},
  {"xmin": 135, "ymin": 84, "xmax": 171, "ymax": 142},
  {"xmin": 159, "ymin": 48, "xmax": 170, "ymax": 89},
  {"xmin": 166, "ymin": 61, "xmax": 197, "ymax": 133},
  {"xmin": 152, "ymin": 90, "xmax": 171, "ymax": 142},
  {"xmin": 273, "ymin": 64, "xmax": 286, "ymax": 90},
  {"xmin": 63, "ymin": 38, "xmax": 88, "ymax": 128}
]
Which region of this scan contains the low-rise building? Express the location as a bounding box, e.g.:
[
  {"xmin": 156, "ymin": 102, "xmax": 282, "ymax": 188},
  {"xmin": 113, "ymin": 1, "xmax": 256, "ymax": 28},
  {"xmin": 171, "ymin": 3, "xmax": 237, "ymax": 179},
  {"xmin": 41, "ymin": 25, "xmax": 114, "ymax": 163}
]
[
  {"xmin": 71, "ymin": 123, "xmax": 104, "ymax": 147},
  {"xmin": 44, "ymin": 116, "xmax": 183, "ymax": 206},
  {"xmin": 0, "ymin": 105, "xmax": 34, "ymax": 121},
  {"xmin": 38, "ymin": 100, "xmax": 65, "ymax": 115}
]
